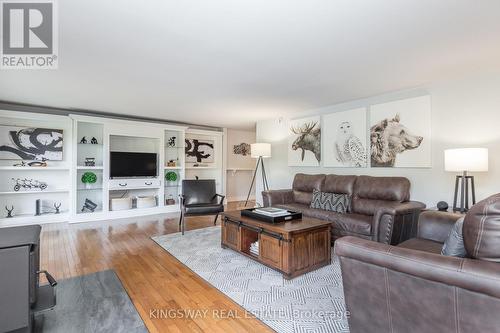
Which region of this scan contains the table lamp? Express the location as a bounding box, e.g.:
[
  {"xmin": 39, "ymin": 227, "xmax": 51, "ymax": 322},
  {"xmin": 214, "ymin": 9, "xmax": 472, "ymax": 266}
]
[
  {"xmin": 444, "ymin": 148, "xmax": 488, "ymax": 213},
  {"xmin": 244, "ymin": 143, "xmax": 272, "ymax": 206}
]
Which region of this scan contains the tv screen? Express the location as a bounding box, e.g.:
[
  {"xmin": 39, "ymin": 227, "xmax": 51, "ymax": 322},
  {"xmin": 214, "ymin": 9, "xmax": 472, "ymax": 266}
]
[{"xmin": 110, "ymin": 152, "xmax": 157, "ymax": 178}]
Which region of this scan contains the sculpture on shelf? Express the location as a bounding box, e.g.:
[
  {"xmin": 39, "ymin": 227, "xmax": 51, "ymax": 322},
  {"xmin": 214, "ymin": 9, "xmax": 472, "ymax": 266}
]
[
  {"xmin": 166, "ymin": 159, "xmax": 176, "ymax": 167},
  {"xmin": 81, "ymin": 172, "xmax": 97, "ymax": 189},
  {"xmin": 13, "ymin": 161, "xmax": 26, "ymax": 167},
  {"xmin": 35, "ymin": 199, "xmax": 41, "ymax": 216},
  {"xmin": 91, "ymin": 137, "xmax": 98, "ymax": 144},
  {"xmin": 5, "ymin": 205, "xmax": 14, "ymax": 218},
  {"xmin": 12, "ymin": 178, "xmax": 47, "ymax": 191},
  {"xmin": 166, "ymin": 194, "xmax": 175, "ymax": 205},
  {"xmin": 84, "ymin": 157, "xmax": 96, "ymax": 166},
  {"xmin": 81, "ymin": 199, "xmax": 98, "ymax": 212},
  {"xmin": 54, "ymin": 202, "xmax": 61, "ymax": 214},
  {"xmin": 168, "ymin": 136, "xmax": 176, "ymax": 148},
  {"xmin": 28, "ymin": 160, "xmax": 47, "ymax": 167},
  {"xmin": 80, "ymin": 136, "xmax": 87, "ymax": 144}
]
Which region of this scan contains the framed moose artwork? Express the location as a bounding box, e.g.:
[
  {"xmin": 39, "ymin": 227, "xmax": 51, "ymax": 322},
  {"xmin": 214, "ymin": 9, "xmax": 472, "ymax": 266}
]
[{"xmin": 288, "ymin": 116, "xmax": 321, "ymax": 166}]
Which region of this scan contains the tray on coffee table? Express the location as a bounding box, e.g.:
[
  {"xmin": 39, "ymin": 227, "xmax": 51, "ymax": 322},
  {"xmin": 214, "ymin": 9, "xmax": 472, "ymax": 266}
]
[{"xmin": 241, "ymin": 208, "xmax": 302, "ymax": 223}]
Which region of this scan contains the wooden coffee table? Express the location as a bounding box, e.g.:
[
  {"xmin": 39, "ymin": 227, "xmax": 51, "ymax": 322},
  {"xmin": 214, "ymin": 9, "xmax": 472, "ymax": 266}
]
[{"xmin": 221, "ymin": 210, "xmax": 331, "ymax": 279}]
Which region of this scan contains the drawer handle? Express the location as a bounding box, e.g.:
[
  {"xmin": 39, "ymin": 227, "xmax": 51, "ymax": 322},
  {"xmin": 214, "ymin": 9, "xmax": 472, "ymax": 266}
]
[
  {"xmin": 119, "ymin": 183, "xmax": 127, "ymax": 187},
  {"xmin": 145, "ymin": 181, "xmax": 153, "ymax": 185}
]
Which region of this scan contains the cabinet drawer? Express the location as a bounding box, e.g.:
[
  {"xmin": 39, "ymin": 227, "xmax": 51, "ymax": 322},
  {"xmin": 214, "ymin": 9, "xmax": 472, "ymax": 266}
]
[{"xmin": 109, "ymin": 178, "xmax": 161, "ymax": 190}]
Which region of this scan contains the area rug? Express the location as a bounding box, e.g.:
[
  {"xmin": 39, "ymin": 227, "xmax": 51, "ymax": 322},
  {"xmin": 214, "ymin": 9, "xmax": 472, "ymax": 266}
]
[
  {"xmin": 152, "ymin": 226, "xmax": 349, "ymax": 333},
  {"xmin": 35, "ymin": 270, "xmax": 147, "ymax": 333}
]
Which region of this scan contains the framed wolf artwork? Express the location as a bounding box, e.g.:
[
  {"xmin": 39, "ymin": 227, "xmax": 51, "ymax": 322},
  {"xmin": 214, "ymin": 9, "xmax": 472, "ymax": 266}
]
[
  {"xmin": 323, "ymin": 108, "xmax": 368, "ymax": 168},
  {"xmin": 0, "ymin": 126, "xmax": 63, "ymax": 160},
  {"xmin": 370, "ymin": 95, "xmax": 431, "ymax": 168},
  {"xmin": 288, "ymin": 116, "xmax": 321, "ymax": 166}
]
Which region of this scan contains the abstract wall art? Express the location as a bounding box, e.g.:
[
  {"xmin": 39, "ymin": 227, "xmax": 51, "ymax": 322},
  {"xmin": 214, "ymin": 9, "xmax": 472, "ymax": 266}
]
[
  {"xmin": 0, "ymin": 126, "xmax": 63, "ymax": 160},
  {"xmin": 185, "ymin": 138, "xmax": 214, "ymax": 163}
]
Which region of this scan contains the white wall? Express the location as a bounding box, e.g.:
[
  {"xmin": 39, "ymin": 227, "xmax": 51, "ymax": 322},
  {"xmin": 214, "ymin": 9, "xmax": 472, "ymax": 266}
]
[{"xmin": 256, "ymin": 71, "xmax": 500, "ymax": 207}]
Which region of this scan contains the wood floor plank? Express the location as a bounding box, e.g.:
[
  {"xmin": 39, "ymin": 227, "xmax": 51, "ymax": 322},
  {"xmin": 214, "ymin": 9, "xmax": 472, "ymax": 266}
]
[{"xmin": 40, "ymin": 202, "xmax": 272, "ymax": 333}]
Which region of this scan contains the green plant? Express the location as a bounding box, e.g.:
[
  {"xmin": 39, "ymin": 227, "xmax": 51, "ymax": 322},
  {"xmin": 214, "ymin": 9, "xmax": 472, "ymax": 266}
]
[
  {"xmin": 81, "ymin": 172, "xmax": 97, "ymax": 184},
  {"xmin": 165, "ymin": 171, "xmax": 178, "ymax": 182}
]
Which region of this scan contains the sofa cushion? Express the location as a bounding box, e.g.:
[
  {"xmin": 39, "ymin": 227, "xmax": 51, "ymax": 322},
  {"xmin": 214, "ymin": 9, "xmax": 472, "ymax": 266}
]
[
  {"xmin": 292, "ymin": 173, "xmax": 325, "ymax": 205},
  {"xmin": 397, "ymin": 238, "xmax": 443, "ymax": 254},
  {"xmin": 276, "ymin": 203, "xmax": 372, "ymax": 236},
  {"xmin": 441, "ymin": 217, "xmax": 467, "ymax": 257},
  {"xmin": 352, "ymin": 176, "xmax": 410, "ymax": 215},
  {"xmin": 463, "ymin": 193, "xmax": 500, "ymax": 262},
  {"xmin": 329, "ymin": 212, "xmax": 372, "ymax": 236},
  {"xmin": 323, "ymin": 175, "xmax": 356, "ymax": 195},
  {"xmin": 310, "ymin": 189, "xmax": 350, "ymax": 213}
]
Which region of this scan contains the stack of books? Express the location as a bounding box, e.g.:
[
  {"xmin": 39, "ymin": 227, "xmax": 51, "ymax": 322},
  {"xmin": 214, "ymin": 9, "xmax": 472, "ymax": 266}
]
[
  {"xmin": 253, "ymin": 207, "xmax": 289, "ymax": 217},
  {"xmin": 249, "ymin": 241, "xmax": 259, "ymax": 256}
]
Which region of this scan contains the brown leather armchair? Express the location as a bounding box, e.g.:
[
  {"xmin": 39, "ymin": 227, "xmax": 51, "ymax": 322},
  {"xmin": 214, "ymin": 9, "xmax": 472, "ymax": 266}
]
[{"xmin": 335, "ymin": 193, "xmax": 500, "ymax": 333}]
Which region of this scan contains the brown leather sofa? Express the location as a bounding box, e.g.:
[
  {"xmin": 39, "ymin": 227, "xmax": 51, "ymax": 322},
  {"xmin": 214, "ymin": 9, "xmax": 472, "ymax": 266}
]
[
  {"xmin": 335, "ymin": 193, "xmax": 500, "ymax": 333},
  {"xmin": 262, "ymin": 173, "xmax": 425, "ymax": 245}
]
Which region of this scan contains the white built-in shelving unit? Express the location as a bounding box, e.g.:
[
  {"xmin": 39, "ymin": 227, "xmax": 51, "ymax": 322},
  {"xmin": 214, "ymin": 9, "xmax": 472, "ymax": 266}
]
[{"xmin": 0, "ymin": 111, "xmax": 225, "ymax": 227}]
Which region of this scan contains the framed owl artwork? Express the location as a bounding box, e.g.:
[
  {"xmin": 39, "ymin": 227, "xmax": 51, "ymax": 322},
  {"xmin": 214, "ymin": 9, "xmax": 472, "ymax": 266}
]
[{"xmin": 323, "ymin": 108, "xmax": 368, "ymax": 168}]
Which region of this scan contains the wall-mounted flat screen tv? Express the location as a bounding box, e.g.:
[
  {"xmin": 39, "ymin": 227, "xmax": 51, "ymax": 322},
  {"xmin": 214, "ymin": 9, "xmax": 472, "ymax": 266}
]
[{"xmin": 110, "ymin": 152, "xmax": 157, "ymax": 178}]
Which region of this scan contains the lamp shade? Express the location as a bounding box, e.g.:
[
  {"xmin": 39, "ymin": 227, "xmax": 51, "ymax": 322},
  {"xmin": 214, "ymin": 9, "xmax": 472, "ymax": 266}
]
[
  {"xmin": 444, "ymin": 148, "xmax": 488, "ymax": 172},
  {"xmin": 251, "ymin": 143, "xmax": 271, "ymax": 158}
]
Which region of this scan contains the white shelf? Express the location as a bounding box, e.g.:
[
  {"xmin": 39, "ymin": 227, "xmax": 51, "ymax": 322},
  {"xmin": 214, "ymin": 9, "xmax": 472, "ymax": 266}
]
[
  {"xmin": 226, "ymin": 168, "xmax": 254, "ymax": 171},
  {"xmin": 77, "ymin": 166, "xmax": 103, "ymax": 170},
  {"xmin": 0, "ymin": 166, "xmax": 70, "ymax": 171},
  {"xmin": 186, "ymin": 166, "xmax": 217, "ymax": 170},
  {"xmin": 0, "ymin": 189, "xmax": 69, "ymax": 195},
  {"xmin": 77, "ymin": 187, "xmax": 103, "ymax": 191},
  {"xmin": 164, "ymin": 166, "xmax": 182, "ymax": 169},
  {"xmin": 0, "ymin": 211, "xmax": 69, "ymax": 226}
]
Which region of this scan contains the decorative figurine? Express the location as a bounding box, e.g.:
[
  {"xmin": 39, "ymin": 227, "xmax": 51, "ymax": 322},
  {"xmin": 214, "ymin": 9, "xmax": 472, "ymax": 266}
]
[
  {"xmin": 80, "ymin": 136, "xmax": 87, "ymax": 144},
  {"xmin": 5, "ymin": 205, "xmax": 14, "ymax": 218},
  {"xmin": 28, "ymin": 160, "xmax": 47, "ymax": 167},
  {"xmin": 168, "ymin": 136, "xmax": 176, "ymax": 148},
  {"xmin": 35, "ymin": 199, "xmax": 41, "ymax": 216},
  {"xmin": 81, "ymin": 198, "xmax": 98, "ymax": 212},
  {"xmin": 437, "ymin": 201, "xmax": 449, "ymax": 212},
  {"xmin": 166, "ymin": 194, "xmax": 175, "ymax": 205},
  {"xmin": 54, "ymin": 202, "xmax": 61, "ymax": 214},
  {"xmin": 13, "ymin": 161, "xmax": 26, "ymax": 167},
  {"xmin": 167, "ymin": 159, "xmax": 176, "ymax": 167},
  {"xmin": 91, "ymin": 137, "xmax": 98, "ymax": 144},
  {"xmin": 12, "ymin": 178, "xmax": 47, "ymax": 191},
  {"xmin": 84, "ymin": 157, "xmax": 96, "ymax": 166}
]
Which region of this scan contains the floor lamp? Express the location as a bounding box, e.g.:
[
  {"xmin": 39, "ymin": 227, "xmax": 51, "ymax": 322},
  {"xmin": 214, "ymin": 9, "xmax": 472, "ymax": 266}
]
[
  {"xmin": 445, "ymin": 148, "xmax": 488, "ymax": 213},
  {"xmin": 245, "ymin": 143, "xmax": 272, "ymax": 207}
]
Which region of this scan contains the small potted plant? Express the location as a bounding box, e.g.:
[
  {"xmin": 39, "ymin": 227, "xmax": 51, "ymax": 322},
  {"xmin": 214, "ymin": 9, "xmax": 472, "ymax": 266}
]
[{"xmin": 81, "ymin": 172, "xmax": 97, "ymax": 189}]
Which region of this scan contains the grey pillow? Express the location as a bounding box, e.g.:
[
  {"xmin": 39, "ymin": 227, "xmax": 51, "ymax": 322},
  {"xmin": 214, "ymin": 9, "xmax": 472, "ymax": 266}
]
[
  {"xmin": 310, "ymin": 189, "xmax": 350, "ymax": 213},
  {"xmin": 441, "ymin": 217, "xmax": 467, "ymax": 257}
]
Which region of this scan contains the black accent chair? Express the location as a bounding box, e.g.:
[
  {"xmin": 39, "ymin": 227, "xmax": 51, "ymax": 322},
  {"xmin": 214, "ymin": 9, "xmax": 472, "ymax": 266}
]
[{"xmin": 179, "ymin": 179, "xmax": 225, "ymax": 235}]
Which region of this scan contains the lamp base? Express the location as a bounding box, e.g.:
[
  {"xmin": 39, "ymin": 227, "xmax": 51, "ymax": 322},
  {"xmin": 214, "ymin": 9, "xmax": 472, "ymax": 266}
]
[{"xmin": 452, "ymin": 172, "xmax": 476, "ymax": 213}]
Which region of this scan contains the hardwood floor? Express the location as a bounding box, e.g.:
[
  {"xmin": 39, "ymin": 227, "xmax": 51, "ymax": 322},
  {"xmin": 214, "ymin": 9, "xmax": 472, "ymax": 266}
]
[{"xmin": 39, "ymin": 202, "xmax": 273, "ymax": 333}]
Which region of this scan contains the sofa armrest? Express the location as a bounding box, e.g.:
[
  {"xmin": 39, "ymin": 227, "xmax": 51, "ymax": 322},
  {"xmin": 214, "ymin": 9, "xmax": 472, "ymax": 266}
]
[
  {"xmin": 335, "ymin": 236, "xmax": 500, "ymax": 298},
  {"xmin": 417, "ymin": 210, "xmax": 463, "ymax": 243},
  {"xmin": 261, "ymin": 189, "xmax": 294, "ymax": 207},
  {"xmin": 372, "ymin": 201, "xmax": 426, "ymax": 244}
]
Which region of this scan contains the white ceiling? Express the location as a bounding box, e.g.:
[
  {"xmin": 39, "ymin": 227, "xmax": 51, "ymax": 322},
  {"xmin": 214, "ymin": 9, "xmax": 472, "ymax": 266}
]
[{"xmin": 1, "ymin": 0, "xmax": 500, "ymax": 129}]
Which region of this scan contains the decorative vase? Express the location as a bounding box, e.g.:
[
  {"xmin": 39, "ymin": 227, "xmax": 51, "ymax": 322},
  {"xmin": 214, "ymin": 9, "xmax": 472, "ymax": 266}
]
[{"xmin": 85, "ymin": 183, "xmax": 91, "ymax": 189}]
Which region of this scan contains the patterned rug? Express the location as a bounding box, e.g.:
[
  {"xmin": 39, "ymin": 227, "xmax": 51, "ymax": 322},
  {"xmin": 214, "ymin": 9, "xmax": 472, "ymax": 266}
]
[{"xmin": 152, "ymin": 226, "xmax": 349, "ymax": 333}]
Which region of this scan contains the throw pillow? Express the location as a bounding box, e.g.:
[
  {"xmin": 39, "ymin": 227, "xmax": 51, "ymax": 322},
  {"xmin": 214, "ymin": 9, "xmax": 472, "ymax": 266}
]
[
  {"xmin": 441, "ymin": 217, "xmax": 467, "ymax": 257},
  {"xmin": 310, "ymin": 189, "xmax": 350, "ymax": 213}
]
